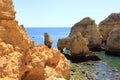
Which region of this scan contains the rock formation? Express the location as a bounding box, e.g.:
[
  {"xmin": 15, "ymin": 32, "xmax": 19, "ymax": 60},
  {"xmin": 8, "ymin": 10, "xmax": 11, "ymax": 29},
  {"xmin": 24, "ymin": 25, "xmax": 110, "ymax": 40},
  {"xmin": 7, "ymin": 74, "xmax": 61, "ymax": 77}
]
[
  {"xmin": 99, "ymin": 13, "xmax": 120, "ymax": 54},
  {"xmin": 106, "ymin": 27, "xmax": 120, "ymax": 54},
  {"xmin": 57, "ymin": 32, "xmax": 89, "ymax": 55},
  {"xmin": 0, "ymin": 0, "xmax": 15, "ymax": 20},
  {"xmin": 0, "ymin": 0, "xmax": 70, "ymax": 80},
  {"xmin": 57, "ymin": 32, "xmax": 100, "ymax": 62},
  {"xmin": 70, "ymin": 17, "xmax": 103, "ymax": 50},
  {"xmin": 119, "ymin": 73, "xmax": 120, "ymax": 80},
  {"xmin": 21, "ymin": 45, "xmax": 70, "ymax": 80},
  {"xmin": 99, "ymin": 13, "xmax": 120, "ymax": 42},
  {"xmin": 44, "ymin": 32, "xmax": 52, "ymax": 48}
]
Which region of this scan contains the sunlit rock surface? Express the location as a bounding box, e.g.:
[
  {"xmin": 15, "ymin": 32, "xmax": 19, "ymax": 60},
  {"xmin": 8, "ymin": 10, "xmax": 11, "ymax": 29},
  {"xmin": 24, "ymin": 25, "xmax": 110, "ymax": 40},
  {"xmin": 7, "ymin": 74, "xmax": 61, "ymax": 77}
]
[{"xmin": 0, "ymin": 0, "xmax": 70, "ymax": 80}]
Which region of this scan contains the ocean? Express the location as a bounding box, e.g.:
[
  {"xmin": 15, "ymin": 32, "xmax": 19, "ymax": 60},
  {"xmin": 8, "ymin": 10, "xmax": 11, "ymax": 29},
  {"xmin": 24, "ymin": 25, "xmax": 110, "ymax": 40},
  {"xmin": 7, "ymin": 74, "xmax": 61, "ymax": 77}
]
[
  {"xmin": 25, "ymin": 27, "xmax": 120, "ymax": 80},
  {"xmin": 25, "ymin": 27, "xmax": 70, "ymax": 48}
]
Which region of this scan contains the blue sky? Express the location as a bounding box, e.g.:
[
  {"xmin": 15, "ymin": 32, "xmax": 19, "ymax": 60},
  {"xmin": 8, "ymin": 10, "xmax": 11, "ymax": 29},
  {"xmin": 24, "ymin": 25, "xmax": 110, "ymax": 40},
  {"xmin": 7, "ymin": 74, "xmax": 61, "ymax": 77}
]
[{"xmin": 13, "ymin": 0, "xmax": 120, "ymax": 27}]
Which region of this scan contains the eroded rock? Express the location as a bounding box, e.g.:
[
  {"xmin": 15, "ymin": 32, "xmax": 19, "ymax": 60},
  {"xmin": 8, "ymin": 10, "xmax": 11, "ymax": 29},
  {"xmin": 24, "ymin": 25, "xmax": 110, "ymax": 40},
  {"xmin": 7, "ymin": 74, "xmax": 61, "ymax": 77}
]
[
  {"xmin": 0, "ymin": 0, "xmax": 71, "ymax": 80},
  {"xmin": 57, "ymin": 32, "xmax": 89, "ymax": 55},
  {"xmin": 44, "ymin": 32, "xmax": 52, "ymax": 48},
  {"xmin": 57, "ymin": 32, "xmax": 100, "ymax": 62},
  {"xmin": 99, "ymin": 13, "xmax": 120, "ymax": 42},
  {"xmin": 70, "ymin": 17, "xmax": 103, "ymax": 50},
  {"xmin": 106, "ymin": 27, "xmax": 120, "ymax": 54},
  {"xmin": 0, "ymin": 0, "xmax": 15, "ymax": 20}
]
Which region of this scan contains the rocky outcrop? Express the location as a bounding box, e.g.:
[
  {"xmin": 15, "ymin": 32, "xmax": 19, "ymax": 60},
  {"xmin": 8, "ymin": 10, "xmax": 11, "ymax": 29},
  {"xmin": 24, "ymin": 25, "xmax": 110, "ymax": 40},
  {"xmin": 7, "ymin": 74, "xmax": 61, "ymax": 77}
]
[
  {"xmin": 0, "ymin": 20, "xmax": 34, "ymax": 52},
  {"xmin": 21, "ymin": 45, "xmax": 70, "ymax": 80},
  {"xmin": 0, "ymin": 0, "xmax": 70, "ymax": 80},
  {"xmin": 0, "ymin": 0, "xmax": 15, "ymax": 20},
  {"xmin": 106, "ymin": 28, "xmax": 120, "ymax": 55},
  {"xmin": 99, "ymin": 13, "xmax": 120, "ymax": 54},
  {"xmin": 57, "ymin": 32, "xmax": 89, "ymax": 55},
  {"xmin": 99, "ymin": 13, "xmax": 120, "ymax": 42},
  {"xmin": 57, "ymin": 32, "xmax": 100, "ymax": 62},
  {"xmin": 44, "ymin": 32, "xmax": 52, "ymax": 48},
  {"xmin": 0, "ymin": 41, "xmax": 23, "ymax": 80},
  {"xmin": 70, "ymin": 17, "xmax": 103, "ymax": 50}
]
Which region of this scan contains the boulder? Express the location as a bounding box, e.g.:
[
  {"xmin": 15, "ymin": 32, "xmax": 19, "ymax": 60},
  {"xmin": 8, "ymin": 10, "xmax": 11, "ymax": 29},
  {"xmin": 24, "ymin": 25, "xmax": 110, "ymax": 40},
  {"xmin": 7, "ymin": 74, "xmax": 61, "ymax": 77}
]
[
  {"xmin": 70, "ymin": 17, "xmax": 103, "ymax": 50},
  {"xmin": 0, "ymin": 0, "xmax": 70, "ymax": 80},
  {"xmin": 106, "ymin": 27, "xmax": 120, "ymax": 55},
  {"xmin": 99, "ymin": 13, "xmax": 120, "ymax": 42},
  {"xmin": 44, "ymin": 32, "xmax": 52, "ymax": 48}
]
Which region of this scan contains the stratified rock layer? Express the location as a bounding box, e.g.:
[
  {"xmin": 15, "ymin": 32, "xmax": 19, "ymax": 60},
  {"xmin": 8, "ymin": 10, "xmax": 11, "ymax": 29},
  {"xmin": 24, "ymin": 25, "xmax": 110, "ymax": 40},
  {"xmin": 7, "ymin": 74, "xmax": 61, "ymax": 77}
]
[
  {"xmin": 70, "ymin": 17, "xmax": 102, "ymax": 50},
  {"xmin": 99, "ymin": 13, "xmax": 120, "ymax": 41},
  {"xmin": 0, "ymin": 0, "xmax": 70, "ymax": 80}
]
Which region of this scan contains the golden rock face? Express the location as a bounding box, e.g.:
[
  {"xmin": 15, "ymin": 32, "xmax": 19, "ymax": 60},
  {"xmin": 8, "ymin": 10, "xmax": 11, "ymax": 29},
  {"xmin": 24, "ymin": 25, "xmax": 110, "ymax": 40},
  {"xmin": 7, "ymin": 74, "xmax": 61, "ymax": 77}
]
[
  {"xmin": 0, "ymin": 0, "xmax": 15, "ymax": 20},
  {"xmin": 0, "ymin": 0, "xmax": 71, "ymax": 80}
]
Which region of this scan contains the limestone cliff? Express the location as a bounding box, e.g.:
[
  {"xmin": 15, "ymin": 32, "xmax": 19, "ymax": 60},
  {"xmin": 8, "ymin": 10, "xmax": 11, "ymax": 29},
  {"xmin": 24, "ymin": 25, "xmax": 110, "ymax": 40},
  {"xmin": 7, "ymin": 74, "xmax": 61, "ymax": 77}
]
[
  {"xmin": 70, "ymin": 17, "xmax": 103, "ymax": 50},
  {"xmin": 0, "ymin": 0, "xmax": 70, "ymax": 80},
  {"xmin": 99, "ymin": 13, "xmax": 120, "ymax": 41}
]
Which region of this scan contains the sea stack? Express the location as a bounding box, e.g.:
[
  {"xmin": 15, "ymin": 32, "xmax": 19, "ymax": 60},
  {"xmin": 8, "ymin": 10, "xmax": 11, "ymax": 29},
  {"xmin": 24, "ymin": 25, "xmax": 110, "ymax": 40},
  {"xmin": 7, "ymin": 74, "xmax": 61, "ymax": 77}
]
[
  {"xmin": 0, "ymin": 0, "xmax": 70, "ymax": 80},
  {"xmin": 70, "ymin": 17, "xmax": 103, "ymax": 51},
  {"xmin": 44, "ymin": 32, "xmax": 52, "ymax": 48}
]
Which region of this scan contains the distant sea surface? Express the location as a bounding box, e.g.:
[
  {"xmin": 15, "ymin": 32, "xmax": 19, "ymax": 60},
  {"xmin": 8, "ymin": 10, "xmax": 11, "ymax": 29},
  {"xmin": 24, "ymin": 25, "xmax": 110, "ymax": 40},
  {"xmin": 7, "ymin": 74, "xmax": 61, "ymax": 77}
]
[{"xmin": 25, "ymin": 27, "xmax": 70, "ymax": 48}]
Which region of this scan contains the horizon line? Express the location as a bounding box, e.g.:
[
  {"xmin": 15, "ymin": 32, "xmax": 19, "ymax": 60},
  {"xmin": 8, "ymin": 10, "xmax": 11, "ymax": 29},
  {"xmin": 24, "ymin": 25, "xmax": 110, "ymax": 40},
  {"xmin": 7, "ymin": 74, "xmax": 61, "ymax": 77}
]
[{"xmin": 24, "ymin": 26, "xmax": 71, "ymax": 28}]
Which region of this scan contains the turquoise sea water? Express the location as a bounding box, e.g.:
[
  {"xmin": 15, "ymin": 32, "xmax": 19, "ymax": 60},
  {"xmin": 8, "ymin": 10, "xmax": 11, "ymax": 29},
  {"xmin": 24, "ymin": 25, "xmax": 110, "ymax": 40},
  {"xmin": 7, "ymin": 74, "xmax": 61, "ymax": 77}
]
[{"xmin": 25, "ymin": 27, "xmax": 120, "ymax": 80}]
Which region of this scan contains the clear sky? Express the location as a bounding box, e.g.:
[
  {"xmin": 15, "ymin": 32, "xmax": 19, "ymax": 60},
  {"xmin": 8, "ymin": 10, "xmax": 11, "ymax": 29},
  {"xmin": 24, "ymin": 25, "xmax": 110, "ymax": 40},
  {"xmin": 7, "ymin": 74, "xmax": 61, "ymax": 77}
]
[{"xmin": 13, "ymin": 0, "xmax": 120, "ymax": 27}]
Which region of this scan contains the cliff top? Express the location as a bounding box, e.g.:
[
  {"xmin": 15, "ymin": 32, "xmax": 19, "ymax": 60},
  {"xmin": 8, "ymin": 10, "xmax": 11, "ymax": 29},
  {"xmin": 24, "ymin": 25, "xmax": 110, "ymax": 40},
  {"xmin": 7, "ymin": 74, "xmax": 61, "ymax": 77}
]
[
  {"xmin": 100, "ymin": 13, "xmax": 120, "ymax": 24},
  {"xmin": 74, "ymin": 17, "xmax": 95, "ymax": 27}
]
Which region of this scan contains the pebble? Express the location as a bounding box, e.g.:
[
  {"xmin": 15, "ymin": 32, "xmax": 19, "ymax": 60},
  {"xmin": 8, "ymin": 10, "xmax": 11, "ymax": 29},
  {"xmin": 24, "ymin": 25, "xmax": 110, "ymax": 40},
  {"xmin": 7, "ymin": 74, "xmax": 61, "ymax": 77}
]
[
  {"xmin": 86, "ymin": 73, "xmax": 93, "ymax": 79},
  {"xmin": 112, "ymin": 69, "xmax": 118, "ymax": 72},
  {"xmin": 95, "ymin": 71, "xmax": 99, "ymax": 75},
  {"xmin": 105, "ymin": 78, "xmax": 110, "ymax": 80}
]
